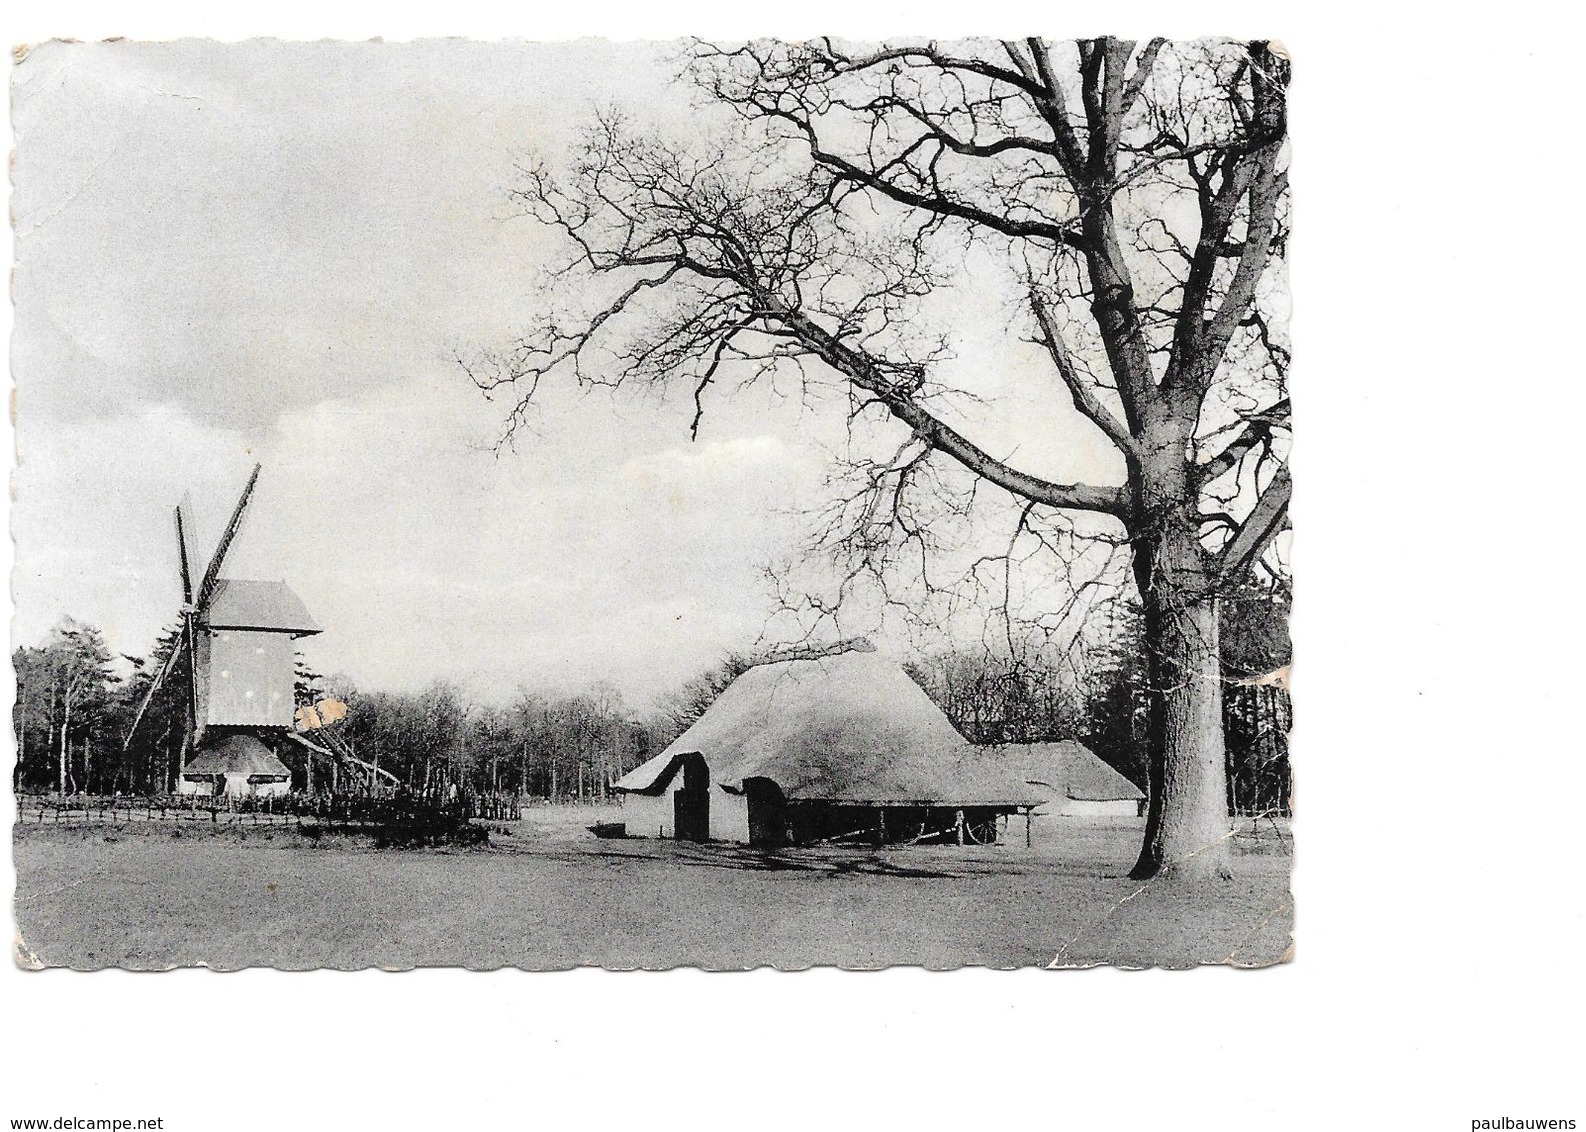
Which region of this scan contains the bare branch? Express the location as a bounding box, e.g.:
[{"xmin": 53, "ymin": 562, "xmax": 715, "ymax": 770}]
[
  {"xmin": 1029, "ymin": 290, "xmax": 1137, "ymax": 457},
  {"xmin": 1216, "ymin": 464, "xmax": 1291, "ymax": 583},
  {"xmin": 1195, "ymin": 397, "xmax": 1290, "ymax": 487}
]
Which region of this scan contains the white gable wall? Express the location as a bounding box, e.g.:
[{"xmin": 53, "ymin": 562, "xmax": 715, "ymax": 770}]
[{"xmin": 618, "ymin": 774, "xmax": 749, "ymax": 841}]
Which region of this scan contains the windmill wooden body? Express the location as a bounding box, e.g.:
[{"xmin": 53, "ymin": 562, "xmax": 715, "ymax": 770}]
[{"xmin": 125, "ymin": 465, "xmax": 321, "ymax": 796}]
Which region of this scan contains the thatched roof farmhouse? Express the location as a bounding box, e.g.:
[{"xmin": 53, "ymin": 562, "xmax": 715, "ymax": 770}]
[{"xmin": 615, "ymin": 649, "xmax": 1039, "ymax": 846}]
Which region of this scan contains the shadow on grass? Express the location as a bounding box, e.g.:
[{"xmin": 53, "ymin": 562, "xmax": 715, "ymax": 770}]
[
  {"xmin": 673, "ymin": 844, "xmax": 960, "ymax": 879},
  {"xmin": 478, "ymin": 826, "xmax": 1147, "ymax": 882},
  {"xmin": 485, "ymin": 839, "xmax": 959, "ymax": 878}
]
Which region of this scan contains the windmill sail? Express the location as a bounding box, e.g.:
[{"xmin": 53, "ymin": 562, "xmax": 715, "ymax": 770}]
[
  {"xmin": 174, "ymin": 498, "xmax": 197, "ymax": 605},
  {"xmin": 121, "ymin": 629, "xmax": 189, "ymax": 751},
  {"xmin": 195, "ymin": 463, "xmax": 261, "ymax": 610}
]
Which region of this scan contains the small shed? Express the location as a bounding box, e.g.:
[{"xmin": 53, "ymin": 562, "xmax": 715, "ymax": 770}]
[
  {"xmin": 177, "ymin": 733, "xmax": 293, "ymax": 798},
  {"xmin": 997, "ymin": 740, "xmax": 1145, "ymax": 817},
  {"xmin": 614, "ymin": 650, "xmax": 1039, "ymax": 846}
]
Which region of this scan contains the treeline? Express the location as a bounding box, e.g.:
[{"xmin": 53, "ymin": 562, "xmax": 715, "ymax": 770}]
[
  {"xmin": 15, "ymin": 588, "xmax": 1290, "ymax": 813},
  {"xmin": 13, "ymin": 619, "xmax": 130, "ymax": 795},
  {"xmin": 325, "ymin": 680, "xmax": 662, "ymax": 803}
]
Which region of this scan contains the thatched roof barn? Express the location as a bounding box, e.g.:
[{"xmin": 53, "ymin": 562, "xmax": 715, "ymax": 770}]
[
  {"xmin": 997, "ymin": 740, "xmax": 1145, "ymax": 818},
  {"xmin": 177, "ymin": 733, "xmax": 293, "ymax": 798},
  {"xmin": 614, "ymin": 650, "xmax": 1039, "ymax": 846}
]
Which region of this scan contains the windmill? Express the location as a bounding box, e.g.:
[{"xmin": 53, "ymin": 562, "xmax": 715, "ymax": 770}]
[{"xmin": 124, "ymin": 464, "xmax": 321, "ymax": 795}]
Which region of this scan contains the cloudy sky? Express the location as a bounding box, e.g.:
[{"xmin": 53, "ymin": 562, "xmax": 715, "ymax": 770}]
[{"xmin": 11, "ymin": 38, "xmax": 1123, "ymax": 711}]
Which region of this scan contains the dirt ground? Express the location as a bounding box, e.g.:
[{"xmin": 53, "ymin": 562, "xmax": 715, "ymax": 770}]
[{"xmin": 11, "ymin": 805, "xmax": 1293, "ymax": 970}]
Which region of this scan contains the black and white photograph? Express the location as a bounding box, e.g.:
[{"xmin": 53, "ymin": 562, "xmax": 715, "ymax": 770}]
[
  {"xmin": 3, "ymin": 5, "xmax": 1581, "ymax": 1131},
  {"xmin": 11, "ymin": 34, "xmax": 1294, "ymax": 972}
]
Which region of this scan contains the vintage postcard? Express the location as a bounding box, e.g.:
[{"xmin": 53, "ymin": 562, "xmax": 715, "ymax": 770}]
[{"xmin": 10, "ymin": 36, "xmax": 1293, "ymax": 970}]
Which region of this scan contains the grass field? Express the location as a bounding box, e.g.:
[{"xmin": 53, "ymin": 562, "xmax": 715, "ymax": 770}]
[{"xmin": 12, "ymin": 805, "xmax": 1292, "ymax": 970}]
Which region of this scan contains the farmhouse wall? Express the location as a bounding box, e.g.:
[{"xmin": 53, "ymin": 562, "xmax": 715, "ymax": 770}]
[
  {"xmin": 619, "ymin": 780, "xmax": 749, "ymax": 842},
  {"xmin": 1052, "ymin": 798, "xmax": 1141, "ymax": 818},
  {"xmin": 176, "ymin": 775, "xmax": 217, "ymax": 797},
  {"xmin": 622, "ymin": 790, "xmax": 671, "ymax": 839}
]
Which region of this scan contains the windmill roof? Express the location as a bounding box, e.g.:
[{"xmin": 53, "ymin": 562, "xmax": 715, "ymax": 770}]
[
  {"xmin": 204, "ymin": 579, "xmax": 320, "ymax": 634},
  {"xmin": 995, "ymin": 740, "xmax": 1145, "ymax": 803},
  {"xmin": 615, "ymin": 651, "xmax": 1040, "ymax": 806},
  {"xmin": 184, "ymin": 733, "xmax": 292, "ymax": 778}
]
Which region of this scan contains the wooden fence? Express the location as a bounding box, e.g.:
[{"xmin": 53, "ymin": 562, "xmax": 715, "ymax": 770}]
[
  {"xmin": 17, "ymin": 794, "xmax": 306, "ymax": 828},
  {"xmin": 15, "ymin": 790, "xmax": 524, "ymax": 830}
]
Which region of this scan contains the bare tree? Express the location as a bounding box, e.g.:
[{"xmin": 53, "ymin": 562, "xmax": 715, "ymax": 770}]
[
  {"xmin": 469, "ymin": 37, "xmax": 1291, "ymax": 879},
  {"xmin": 14, "ymin": 618, "xmax": 121, "ymax": 796}
]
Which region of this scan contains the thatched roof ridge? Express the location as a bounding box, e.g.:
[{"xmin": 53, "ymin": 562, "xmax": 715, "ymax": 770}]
[
  {"xmin": 616, "ymin": 651, "xmax": 1039, "ymax": 806},
  {"xmin": 749, "ymin": 636, "xmax": 876, "ymax": 667}
]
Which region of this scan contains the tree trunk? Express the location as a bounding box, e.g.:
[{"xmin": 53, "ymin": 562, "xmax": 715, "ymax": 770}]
[
  {"xmin": 1131, "ymin": 569, "xmax": 1232, "ymax": 880},
  {"xmin": 59, "ymin": 696, "xmax": 71, "ymax": 797},
  {"xmin": 1128, "ymin": 441, "xmax": 1234, "ymax": 881}
]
